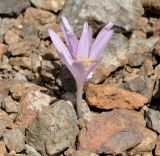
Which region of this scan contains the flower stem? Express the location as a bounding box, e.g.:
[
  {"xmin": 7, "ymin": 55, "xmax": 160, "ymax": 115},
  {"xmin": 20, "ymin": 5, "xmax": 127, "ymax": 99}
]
[{"xmin": 76, "ymin": 84, "xmax": 83, "ymax": 119}]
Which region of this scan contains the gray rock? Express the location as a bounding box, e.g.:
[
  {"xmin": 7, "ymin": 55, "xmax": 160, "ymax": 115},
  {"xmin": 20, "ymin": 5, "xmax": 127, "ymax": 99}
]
[
  {"xmin": 61, "ymin": 0, "xmax": 144, "ymax": 35},
  {"xmin": 146, "ymin": 108, "xmax": 160, "ymax": 134},
  {"xmin": 3, "ymin": 128, "xmax": 25, "ymax": 153},
  {"xmin": 0, "ymin": 109, "xmax": 15, "ymax": 137},
  {"xmin": 26, "ymin": 100, "xmax": 79, "ymax": 156},
  {"xmin": 1, "ymin": 96, "xmax": 18, "ymax": 113},
  {"xmin": 123, "ymin": 75, "xmax": 155, "ymax": 100},
  {"xmin": 90, "ymin": 33, "xmax": 128, "ymax": 83},
  {"xmin": 26, "ymin": 144, "xmax": 41, "ymax": 156},
  {"xmin": 128, "ymin": 35, "xmax": 159, "ymax": 67},
  {"xmin": 0, "ymin": 0, "xmax": 30, "ymax": 16}
]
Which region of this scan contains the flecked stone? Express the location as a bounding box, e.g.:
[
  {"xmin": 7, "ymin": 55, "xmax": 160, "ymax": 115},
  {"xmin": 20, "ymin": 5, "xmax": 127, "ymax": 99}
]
[
  {"xmin": 26, "ymin": 100, "xmax": 79, "ymax": 156},
  {"xmin": 130, "ymin": 128, "xmax": 157, "ymax": 154},
  {"xmin": 0, "ymin": 43, "xmax": 7, "ymax": 59},
  {"xmin": 128, "ymin": 34, "xmax": 159, "ymax": 67},
  {"xmin": 90, "ymin": 33, "xmax": 128, "ymax": 83},
  {"xmin": 86, "ymin": 84, "xmax": 148, "ymax": 110},
  {"xmin": 1, "ymin": 96, "xmax": 18, "ymax": 113},
  {"xmin": 26, "ymin": 144, "xmax": 41, "ymax": 156},
  {"xmin": 146, "ymin": 108, "xmax": 160, "ymax": 133},
  {"xmin": 155, "ymin": 135, "xmax": 160, "ymax": 156},
  {"xmin": 30, "ymin": 0, "xmax": 65, "ymax": 12},
  {"xmin": 61, "ymin": 0, "xmax": 144, "ymax": 35},
  {"xmin": 0, "ymin": 109, "xmax": 15, "ymax": 137},
  {"xmin": 123, "ymin": 74, "xmax": 155, "ymax": 100},
  {"xmin": 8, "ymin": 36, "xmax": 40, "ymax": 56},
  {"xmin": 3, "ymin": 128, "xmax": 25, "ymax": 153},
  {"xmin": 0, "ymin": 0, "xmax": 30, "ymax": 16},
  {"xmin": 79, "ymin": 109, "xmax": 145, "ymax": 154}
]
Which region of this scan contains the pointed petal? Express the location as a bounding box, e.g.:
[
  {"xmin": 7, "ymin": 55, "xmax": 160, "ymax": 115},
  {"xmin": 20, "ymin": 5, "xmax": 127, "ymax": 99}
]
[
  {"xmin": 77, "ymin": 22, "xmax": 91, "ymax": 58},
  {"xmin": 61, "ymin": 16, "xmax": 78, "ymax": 57},
  {"xmin": 89, "ymin": 22, "xmax": 114, "ymax": 60},
  {"xmin": 48, "ymin": 29, "xmax": 73, "ymax": 65}
]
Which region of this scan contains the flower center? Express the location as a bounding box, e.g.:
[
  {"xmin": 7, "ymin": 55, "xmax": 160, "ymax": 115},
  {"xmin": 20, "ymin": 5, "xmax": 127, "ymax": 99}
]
[{"xmin": 75, "ymin": 56, "xmax": 97, "ymax": 63}]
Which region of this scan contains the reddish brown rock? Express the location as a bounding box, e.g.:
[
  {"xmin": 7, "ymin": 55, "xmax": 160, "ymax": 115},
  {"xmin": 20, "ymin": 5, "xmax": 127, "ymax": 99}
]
[
  {"xmin": 0, "ymin": 43, "xmax": 7, "ymax": 59},
  {"xmin": 79, "ymin": 109, "xmax": 145, "ymax": 154},
  {"xmin": 86, "ymin": 84, "xmax": 148, "ymax": 110},
  {"xmin": 30, "ymin": 0, "xmax": 65, "ymax": 12},
  {"xmin": 155, "ymin": 135, "xmax": 160, "ymax": 156}
]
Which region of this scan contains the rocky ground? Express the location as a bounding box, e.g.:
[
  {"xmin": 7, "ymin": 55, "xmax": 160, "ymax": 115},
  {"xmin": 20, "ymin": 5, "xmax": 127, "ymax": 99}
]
[{"xmin": 0, "ymin": 0, "xmax": 160, "ymax": 156}]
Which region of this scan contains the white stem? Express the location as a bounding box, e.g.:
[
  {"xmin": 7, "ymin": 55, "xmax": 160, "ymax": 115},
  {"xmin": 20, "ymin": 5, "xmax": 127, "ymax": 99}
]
[{"xmin": 76, "ymin": 84, "xmax": 83, "ymax": 119}]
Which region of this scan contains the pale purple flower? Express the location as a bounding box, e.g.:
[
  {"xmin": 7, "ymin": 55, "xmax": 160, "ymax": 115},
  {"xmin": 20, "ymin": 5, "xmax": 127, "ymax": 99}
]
[{"xmin": 48, "ymin": 16, "xmax": 113, "ymax": 118}]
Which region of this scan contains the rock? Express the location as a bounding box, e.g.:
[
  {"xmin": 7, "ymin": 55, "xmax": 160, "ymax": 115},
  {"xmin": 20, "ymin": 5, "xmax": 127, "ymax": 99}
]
[
  {"xmin": 0, "ymin": 0, "xmax": 30, "ymax": 16},
  {"xmin": 128, "ymin": 34, "xmax": 159, "ymax": 67},
  {"xmin": 4, "ymin": 28, "xmax": 21, "ymax": 45},
  {"xmin": 24, "ymin": 7, "xmax": 57, "ymax": 28},
  {"xmin": 141, "ymin": 0, "xmax": 160, "ymax": 15},
  {"xmin": 3, "ymin": 128, "xmax": 25, "ymax": 153},
  {"xmin": 0, "ymin": 43, "xmax": 7, "ymax": 59},
  {"xmin": 10, "ymin": 54, "xmax": 41, "ymax": 71},
  {"xmin": 155, "ymin": 135, "xmax": 160, "ymax": 156},
  {"xmin": 26, "ymin": 144, "xmax": 41, "ymax": 156},
  {"xmin": 130, "ymin": 128, "xmax": 157, "ymax": 154},
  {"xmin": 146, "ymin": 108, "xmax": 160, "ymax": 133},
  {"xmin": 1, "ymin": 96, "xmax": 18, "ymax": 113},
  {"xmin": 30, "ymin": 0, "xmax": 65, "ymax": 12},
  {"xmin": 0, "ymin": 18, "xmax": 15, "ymax": 42},
  {"xmin": 9, "ymin": 80, "xmax": 55, "ymax": 129},
  {"xmin": 8, "ymin": 36, "xmax": 40, "ymax": 56},
  {"xmin": 91, "ymin": 33, "xmax": 128, "ymax": 83},
  {"xmin": 21, "ymin": 21, "xmax": 38, "ymax": 38},
  {"xmin": 61, "ymin": 0, "xmax": 144, "ymax": 35},
  {"xmin": 71, "ymin": 150, "xmax": 99, "ymax": 156},
  {"xmin": 26, "ymin": 100, "xmax": 79, "ymax": 156},
  {"xmin": 123, "ymin": 74, "xmax": 155, "ymax": 100},
  {"xmin": 0, "ymin": 109, "xmax": 15, "ymax": 137},
  {"xmin": 0, "ymin": 141, "xmax": 6, "ymax": 156},
  {"xmin": 152, "ymin": 19, "xmax": 160, "ymax": 37},
  {"xmin": 86, "ymin": 84, "xmax": 148, "ymax": 110},
  {"xmin": 79, "ymin": 109, "xmax": 145, "ymax": 154}
]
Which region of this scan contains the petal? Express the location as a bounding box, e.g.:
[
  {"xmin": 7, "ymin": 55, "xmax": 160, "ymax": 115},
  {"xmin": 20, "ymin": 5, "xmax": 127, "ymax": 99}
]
[
  {"xmin": 89, "ymin": 22, "xmax": 114, "ymax": 60},
  {"xmin": 61, "ymin": 16, "xmax": 78, "ymax": 57},
  {"xmin": 48, "ymin": 29, "xmax": 73, "ymax": 65},
  {"xmin": 76, "ymin": 22, "xmax": 91, "ymax": 58}
]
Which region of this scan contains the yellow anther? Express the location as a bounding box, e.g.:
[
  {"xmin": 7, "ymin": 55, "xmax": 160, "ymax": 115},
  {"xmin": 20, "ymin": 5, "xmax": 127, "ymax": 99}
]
[{"xmin": 76, "ymin": 56, "xmax": 97, "ymax": 63}]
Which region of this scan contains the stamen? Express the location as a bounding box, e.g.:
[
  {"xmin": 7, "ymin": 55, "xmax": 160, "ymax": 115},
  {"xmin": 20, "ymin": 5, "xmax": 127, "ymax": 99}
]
[{"xmin": 76, "ymin": 56, "xmax": 97, "ymax": 63}]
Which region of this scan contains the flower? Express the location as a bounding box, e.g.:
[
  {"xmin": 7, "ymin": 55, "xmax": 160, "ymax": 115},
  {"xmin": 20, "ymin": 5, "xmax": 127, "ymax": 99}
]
[{"xmin": 48, "ymin": 16, "xmax": 113, "ymax": 118}]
